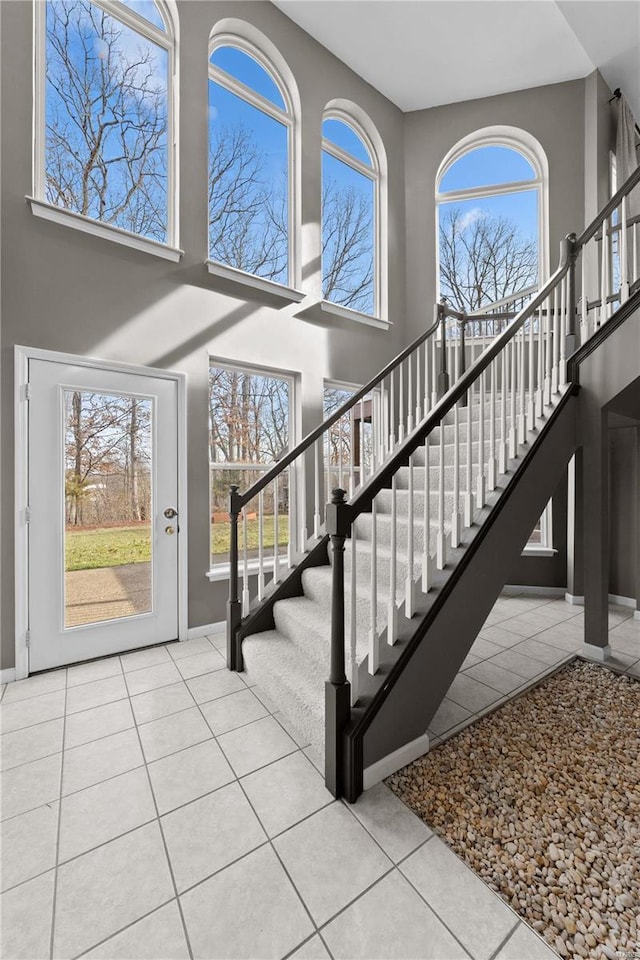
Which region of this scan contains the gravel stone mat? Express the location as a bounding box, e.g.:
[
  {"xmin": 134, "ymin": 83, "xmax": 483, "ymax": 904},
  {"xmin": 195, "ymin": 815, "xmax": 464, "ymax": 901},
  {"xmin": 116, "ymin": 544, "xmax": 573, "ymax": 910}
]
[{"xmin": 387, "ymin": 661, "xmax": 639, "ymax": 959}]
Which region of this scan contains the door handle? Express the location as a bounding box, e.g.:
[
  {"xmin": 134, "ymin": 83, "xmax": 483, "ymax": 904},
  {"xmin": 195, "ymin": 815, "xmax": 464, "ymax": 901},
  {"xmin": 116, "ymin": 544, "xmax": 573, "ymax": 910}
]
[{"xmin": 164, "ymin": 507, "xmax": 178, "ymax": 519}]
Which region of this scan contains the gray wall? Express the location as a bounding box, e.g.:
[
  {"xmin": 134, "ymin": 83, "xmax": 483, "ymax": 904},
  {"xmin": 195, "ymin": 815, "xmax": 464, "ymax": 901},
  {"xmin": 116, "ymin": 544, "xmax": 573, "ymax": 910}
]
[
  {"xmin": 609, "ymin": 425, "xmax": 638, "ymax": 600},
  {"xmin": 0, "ymin": 0, "xmax": 407, "ymax": 668}
]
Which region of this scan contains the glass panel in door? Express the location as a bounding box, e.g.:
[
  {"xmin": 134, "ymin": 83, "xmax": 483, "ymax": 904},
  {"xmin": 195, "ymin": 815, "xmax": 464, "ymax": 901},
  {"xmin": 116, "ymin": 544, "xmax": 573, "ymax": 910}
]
[{"xmin": 63, "ymin": 390, "xmax": 153, "ymax": 628}]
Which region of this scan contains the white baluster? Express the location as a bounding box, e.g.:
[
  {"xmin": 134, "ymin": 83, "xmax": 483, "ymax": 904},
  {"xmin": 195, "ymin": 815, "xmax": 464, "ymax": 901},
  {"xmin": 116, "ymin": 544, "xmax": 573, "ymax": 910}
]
[
  {"xmin": 528, "ymin": 312, "xmax": 535, "ymax": 430},
  {"xmin": 407, "ymin": 353, "xmax": 414, "ymax": 433},
  {"xmin": 477, "ymin": 366, "xmax": 486, "ymax": 507},
  {"xmin": 242, "ymin": 509, "xmax": 250, "ymax": 616},
  {"xmin": 359, "ymin": 397, "xmax": 365, "ymax": 490},
  {"xmin": 620, "ymin": 196, "xmax": 629, "ymax": 303},
  {"xmin": 388, "ymin": 475, "xmax": 398, "ymax": 642},
  {"xmin": 544, "ymin": 295, "xmax": 552, "ymax": 407},
  {"xmin": 600, "ymin": 214, "xmax": 609, "ymax": 328},
  {"xmin": 415, "ymin": 344, "xmax": 422, "ymax": 425},
  {"xmin": 313, "ymin": 440, "xmax": 322, "ymax": 538},
  {"xmin": 518, "ymin": 326, "xmax": 526, "ymax": 443},
  {"xmin": 422, "ymin": 436, "xmax": 432, "ymax": 591},
  {"xmin": 273, "ymin": 477, "xmax": 280, "ymax": 585},
  {"xmin": 465, "ymin": 378, "xmax": 475, "ymax": 526},
  {"xmin": 257, "ymin": 489, "xmax": 265, "ymax": 601},
  {"xmin": 559, "ymin": 275, "xmax": 567, "ymax": 386},
  {"xmin": 437, "ymin": 420, "xmax": 447, "ymax": 569},
  {"xmin": 431, "ymin": 334, "xmax": 438, "ymax": 407},
  {"xmin": 424, "ymin": 339, "xmax": 431, "ymax": 415},
  {"xmin": 488, "ymin": 361, "xmax": 497, "ymax": 490},
  {"xmin": 349, "ymin": 408, "xmax": 355, "ymax": 498},
  {"xmin": 350, "ymin": 528, "xmax": 358, "ymax": 705},
  {"xmin": 552, "ymin": 284, "xmax": 560, "ymax": 394},
  {"xmin": 299, "ymin": 456, "xmax": 308, "ymax": 549},
  {"xmin": 398, "ymin": 361, "xmax": 405, "ymax": 442},
  {"xmin": 451, "ymin": 401, "xmax": 461, "ymax": 545},
  {"xmin": 536, "ymin": 304, "xmax": 544, "ymax": 420},
  {"xmin": 338, "ymin": 416, "xmax": 344, "ymax": 491},
  {"xmin": 405, "ymin": 453, "xmax": 416, "ymax": 616},
  {"xmin": 509, "ymin": 337, "xmax": 518, "ymax": 457},
  {"xmin": 389, "ymin": 368, "xmax": 395, "ymax": 452},
  {"xmin": 499, "ymin": 345, "xmax": 508, "ymax": 475},
  {"xmin": 580, "ymin": 252, "xmax": 588, "ymax": 345},
  {"xmin": 287, "ymin": 465, "xmax": 295, "ymax": 569},
  {"xmin": 368, "ymin": 499, "xmax": 378, "ymax": 675}
]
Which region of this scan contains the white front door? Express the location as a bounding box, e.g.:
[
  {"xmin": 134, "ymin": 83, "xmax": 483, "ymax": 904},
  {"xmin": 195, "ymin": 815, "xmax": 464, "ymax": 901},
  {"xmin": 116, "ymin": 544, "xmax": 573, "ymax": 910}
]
[{"xmin": 28, "ymin": 358, "xmax": 180, "ymax": 671}]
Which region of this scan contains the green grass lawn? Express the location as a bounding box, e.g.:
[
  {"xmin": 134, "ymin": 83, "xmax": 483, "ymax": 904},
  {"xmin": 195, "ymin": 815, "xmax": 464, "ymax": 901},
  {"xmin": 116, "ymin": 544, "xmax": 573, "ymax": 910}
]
[{"xmin": 65, "ymin": 519, "xmax": 289, "ymax": 571}]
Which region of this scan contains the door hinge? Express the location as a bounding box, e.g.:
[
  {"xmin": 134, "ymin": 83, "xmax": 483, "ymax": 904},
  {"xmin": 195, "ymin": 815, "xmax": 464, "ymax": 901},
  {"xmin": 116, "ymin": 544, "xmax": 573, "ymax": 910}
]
[
  {"xmin": 25, "ymin": 629, "xmax": 31, "ymax": 648},
  {"xmin": 25, "ymin": 506, "xmax": 32, "ymax": 523},
  {"xmin": 25, "ymin": 382, "xmax": 32, "ymax": 401}
]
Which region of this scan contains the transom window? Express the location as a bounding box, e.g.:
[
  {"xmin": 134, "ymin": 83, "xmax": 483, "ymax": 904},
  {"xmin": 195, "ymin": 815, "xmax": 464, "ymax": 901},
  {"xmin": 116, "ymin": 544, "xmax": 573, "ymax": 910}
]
[
  {"xmin": 436, "ymin": 132, "xmax": 547, "ymax": 312},
  {"xmin": 208, "ymin": 38, "xmax": 293, "ymax": 285},
  {"xmin": 208, "ymin": 362, "xmax": 293, "ymax": 568},
  {"xmin": 322, "ymin": 113, "xmax": 380, "ymax": 317},
  {"xmin": 39, "ymin": 0, "xmax": 175, "ymax": 244}
]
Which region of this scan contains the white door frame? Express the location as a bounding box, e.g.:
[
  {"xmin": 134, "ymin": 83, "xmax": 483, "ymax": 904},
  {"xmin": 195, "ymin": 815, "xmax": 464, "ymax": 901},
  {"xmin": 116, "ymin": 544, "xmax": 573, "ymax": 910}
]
[{"xmin": 14, "ymin": 345, "xmax": 188, "ymax": 680}]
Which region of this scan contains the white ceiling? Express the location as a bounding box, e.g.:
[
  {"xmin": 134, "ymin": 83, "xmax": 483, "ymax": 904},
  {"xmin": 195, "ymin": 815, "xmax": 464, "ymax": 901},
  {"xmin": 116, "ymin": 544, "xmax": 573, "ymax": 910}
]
[{"xmin": 273, "ymin": 0, "xmax": 640, "ymax": 119}]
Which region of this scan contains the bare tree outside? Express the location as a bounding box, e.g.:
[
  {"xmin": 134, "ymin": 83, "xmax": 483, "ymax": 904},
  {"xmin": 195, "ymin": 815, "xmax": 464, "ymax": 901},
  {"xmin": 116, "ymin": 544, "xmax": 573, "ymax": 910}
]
[
  {"xmin": 439, "ymin": 206, "xmax": 538, "ymax": 312},
  {"xmin": 322, "ymin": 178, "xmax": 374, "ymax": 314},
  {"xmin": 45, "ymin": 0, "xmax": 168, "ymax": 240}
]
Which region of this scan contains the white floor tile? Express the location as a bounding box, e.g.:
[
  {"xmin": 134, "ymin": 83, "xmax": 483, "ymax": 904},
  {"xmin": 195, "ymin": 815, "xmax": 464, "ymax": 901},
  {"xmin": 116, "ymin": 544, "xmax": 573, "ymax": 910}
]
[
  {"xmin": 428, "ymin": 698, "xmax": 472, "ymax": 737},
  {"xmin": 207, "ymin": 632, "xmax": 226, "ymax": 651},
  {"xmin": 322, "ymin": 870, "xmax": 468, "ymax": 959},
  {"xmin": 53, "ymin": 822, "xmax": 174, "ymax": 959},
  {"xmin": 0, "ymin": 801, "xmax": 59, "ymax": 892},
  {"xmin": 446, "ymin": 673, "xmax": 502, "ymax": 713},
  {"xmin": 62, "ymin": 728, "xmax": 143, "ymax": 796},
  {"xmin": 67, "ymin": 657, "xmax": 122, "ymax": 688},
  {"xmin": 464, "ymin": 660, "xmax": 525, "ymax": 695},
  {"xmin": 147, "ymin": 739, "xmax": 235, "ymax": 815},
  {"xmin": 273, "ymin": 802, "xmax": 392, "ymax": 926},
  {"xmin": 180, "ymin": 844, "xmax": 313, "ymax": 959},
  {"xmin": 489, "ymin": 648, "xmax": 547, "ymax": 680},
  {"xmin": 124, "ymin": 661, "xmax": 182, "ymax": 697},
  {"xmin": 64, "ymin": 698, "xmax": 135, "ymax": 750},
  {"xmin": 186, "ymin": 669, "xmax": 246, "ymax": 704},
  {"xmin": 217, "ymin": 715, "xmax": 298, "ymax": 777},
  {"xmin": 130, "ymin": 681, "xmax": 195, "ymax": 725},
  {"xmin": 0, "ymin": 689, "xmax": 66, "ymax": 734},
  {"xmin": 479, "ymin": 624, "xmax": 528, "ymax": 648},
  {"xmin": 401, "ymin": 838, "xmax": 516, "ymax": 960},
  {"xmin": 513, "ymin": 638, "xmax": 571, "ymax": 666},
  {"xmin": 174, "ymin": 650, "xmax": 226, "ymax": 680},
  {"xmin": 81, "ymin": 901, "xmax": 190, "ymax": 959},
  {"xmin": 1, "ymin": 717, "xmax": 63, "ymax": 771},
  {"xmin": 65, "ymin": 675, "xmax": 128, "ymax": 715},
  {"xmin": 2, "ymin": 670, "xmax": 66, "ymax": 703},
  {"xmin": 167, "ymin": 637, "xmax": 215, "ymax": 661},
  {"xmin": 199, "ymin": 688, "xmax": 268, "ymax": 736},
  {"xmin": 494, "ymin": 922, "xmax": 557, "ymax": 959},
  {"xmin": 138, "ymin": 706, "xmax": 212, "ymax": 762},
  {"xmin": 241, "ymin": 751, "xmax": 333, "ymax": 838},
  {"xmin": 120, "ymin": 645, "xmax": 172, "ymax": 673},
  {"xmin": 290, "ymin": 936, "xmax": 332, "ymax": 959},
  {"xmin": 162, "ymin": 781, "xmax": 266, "ymax": 892},
  {"xmin": 346, "ymin": 782, "xmax": 431, "ymax": 863},
  {"xmin": 0, "ymin": 869, "xmax": 55, "ymax": 960},
  {"xmin": 0, "ymin": 752, "xmax": 61, "ymax": 820},
  {"xmin": 59, "ymin": 766, "xmax": 156, "ymax": 862}
]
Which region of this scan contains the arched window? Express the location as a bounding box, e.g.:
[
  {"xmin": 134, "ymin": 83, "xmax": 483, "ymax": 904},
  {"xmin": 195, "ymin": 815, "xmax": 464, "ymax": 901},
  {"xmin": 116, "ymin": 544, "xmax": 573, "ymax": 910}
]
[
  {"xmin": 208, "ymin": 33, "xmax": 295, "ymax": 286},
  {"xmin": 322, "ymin": 108, "xmax": 384, "ymax": 318},
  {"xmin": 37, "ymin": 0, "xmax": 177, "ymax": 247},
  {"xmin": 436, "ymin": 127, "xmax": 548, "ymax": 312}
]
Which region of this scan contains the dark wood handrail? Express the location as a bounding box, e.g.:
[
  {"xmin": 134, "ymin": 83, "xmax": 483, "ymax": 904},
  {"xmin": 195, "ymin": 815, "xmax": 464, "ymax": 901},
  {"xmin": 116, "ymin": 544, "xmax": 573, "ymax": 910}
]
[{"xmin": 575, "ymin": 164, "xmax": 640, "ymax": 249}]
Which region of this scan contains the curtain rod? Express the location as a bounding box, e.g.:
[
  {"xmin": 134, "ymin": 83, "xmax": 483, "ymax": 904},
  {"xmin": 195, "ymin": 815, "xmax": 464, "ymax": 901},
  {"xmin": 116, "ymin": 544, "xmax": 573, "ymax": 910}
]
[{"xmin": 609, "ymin": 87, "xmax": 640, "ymax": 141}]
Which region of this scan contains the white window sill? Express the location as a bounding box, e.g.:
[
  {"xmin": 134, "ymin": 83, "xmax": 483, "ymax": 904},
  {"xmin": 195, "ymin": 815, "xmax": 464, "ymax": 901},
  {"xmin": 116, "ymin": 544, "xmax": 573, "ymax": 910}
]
[
  {"xmin": 26, "ymin": 198, "xmax": 183, "ymax": 262},
  {"xmin": 295, "ymin": 298, "xmax": 390, "ymax": 330},
  {"xmin": 520, "ymin": 546, "xmax": 557, "ymax": 557},
  {"xmin": 205, "ymin": 260, "xmax": 306, "ymax": 304}
]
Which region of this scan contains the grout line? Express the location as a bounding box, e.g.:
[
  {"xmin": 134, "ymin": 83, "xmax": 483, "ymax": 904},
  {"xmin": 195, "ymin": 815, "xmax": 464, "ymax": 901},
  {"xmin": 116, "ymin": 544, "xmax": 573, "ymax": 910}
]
[
  {"xmin": 119, "ymin": 669, "xmax": 195, "ymax": 960},
  {"xmin": 66, "ymin": 897, "xmax": 177, "ymax": 960},
  {"xmin": 49, "ymin": 667, "xmax": 68, "ymax": 960},
  {"xmin": 396, "ymin": 864, "xmax": 475, "ymax": 959},
  {"xmin": 487, "ymin": 920, "xmax": 522, "ymax": 960}
]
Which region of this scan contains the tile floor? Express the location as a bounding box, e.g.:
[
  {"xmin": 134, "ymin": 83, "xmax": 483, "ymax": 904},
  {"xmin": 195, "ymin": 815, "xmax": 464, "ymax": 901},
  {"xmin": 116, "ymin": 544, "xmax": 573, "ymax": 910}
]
[{"xmin": 1, "ymin": 595, "xmax": 638, "ymax": 959}]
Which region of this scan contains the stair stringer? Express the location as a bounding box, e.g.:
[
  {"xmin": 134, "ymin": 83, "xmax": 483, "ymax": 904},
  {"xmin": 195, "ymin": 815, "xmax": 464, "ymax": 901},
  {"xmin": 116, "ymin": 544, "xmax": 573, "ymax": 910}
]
[{"xmin": 346, "ymin": 387, "xmax": 579, "ymax": 786}]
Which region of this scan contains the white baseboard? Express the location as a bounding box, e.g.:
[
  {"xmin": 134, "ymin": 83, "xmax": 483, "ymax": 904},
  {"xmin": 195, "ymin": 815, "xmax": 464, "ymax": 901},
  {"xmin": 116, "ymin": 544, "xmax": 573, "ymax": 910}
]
[
  {"xmin": 565, "ymin": 593, "xmax": 584, "ymax": 605},
  {"xmin": 503, "ymin": 584, "xmax": 565, "ymax": 597},
  {"xmin": 635, "ymin": 610, "xmax": 640, "ymax": 622},
  {"xmin": 1, "ymin": 668, "xmax": 17, "ymax": 684},
  {"xmin": 608, "ymin": 594, "xmax": 636, "ymax": 609},
  {"xmin": 363, "ymin": 733, "xmax": 430, "ymax": 791},
  {"xmin": 187, "ymin": 621, "xmax": 225, "ymax": 640},
  {"xmin": 581, "ymin": 643, "xmax": 612, "ymax": 662}
]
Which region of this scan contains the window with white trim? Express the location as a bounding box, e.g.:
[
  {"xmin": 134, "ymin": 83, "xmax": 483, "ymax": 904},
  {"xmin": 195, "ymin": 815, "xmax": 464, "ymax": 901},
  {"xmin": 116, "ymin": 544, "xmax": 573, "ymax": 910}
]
[
  {"xmin": 322, "ymin": 113, "xmax": 380, "ymax": 317},
  {"xmin": 38, "ymin": 0, "xmax": 176, "ymax": 245},
  {"xmin": 208, "ymin": 38, "xmax": 293, "ymax": 285},
  {"xmin": 523, "ymin": 499, "xmax": 553, "ymax": 554},
  {"xmin": 208, "ymin": 362, "xmax": 293, "ymax": 569},
  {"xmin": 436, "ymin": 131, "xmax": 548, "ymax": 311}
]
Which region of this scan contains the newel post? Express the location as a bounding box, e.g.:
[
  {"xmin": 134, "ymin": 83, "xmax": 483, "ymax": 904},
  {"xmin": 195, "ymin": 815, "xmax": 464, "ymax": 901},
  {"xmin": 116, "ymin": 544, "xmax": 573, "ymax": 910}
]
[
  {"xmin": 324, "ymin": 488, "xmax": 351, "ymax": 798},
  {"xmin": 564, "ymin": 232, "xmax": 579, "ymax": 360},
  {"xmin": 437, "ymin": 301, "xmax": 449, "ymax": 398},
  {"xmin": 226, "ymin": 484, "xmax": 243, "ymax": 671}
]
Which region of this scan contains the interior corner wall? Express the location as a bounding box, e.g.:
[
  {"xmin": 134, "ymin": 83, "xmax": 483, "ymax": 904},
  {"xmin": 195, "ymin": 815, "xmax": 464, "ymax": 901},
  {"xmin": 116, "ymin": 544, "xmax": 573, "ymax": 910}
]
[
  {"xmin": 608, "ymin": 424, "xmax": 639, "ymax": 602},
  {"xmin": 0, "ymin": 0, "xmax": 407, "ymax": 670},
  {"xmin": 584, "ymin": 69, "xmax": 616, "ymax": 224}
]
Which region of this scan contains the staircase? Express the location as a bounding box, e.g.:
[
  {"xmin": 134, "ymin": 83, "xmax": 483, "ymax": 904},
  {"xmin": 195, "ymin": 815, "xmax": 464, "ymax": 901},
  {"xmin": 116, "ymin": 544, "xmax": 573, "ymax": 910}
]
[{"xmin": 225, "ymin": 166, "xmax": 640, "ymax": 802}]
